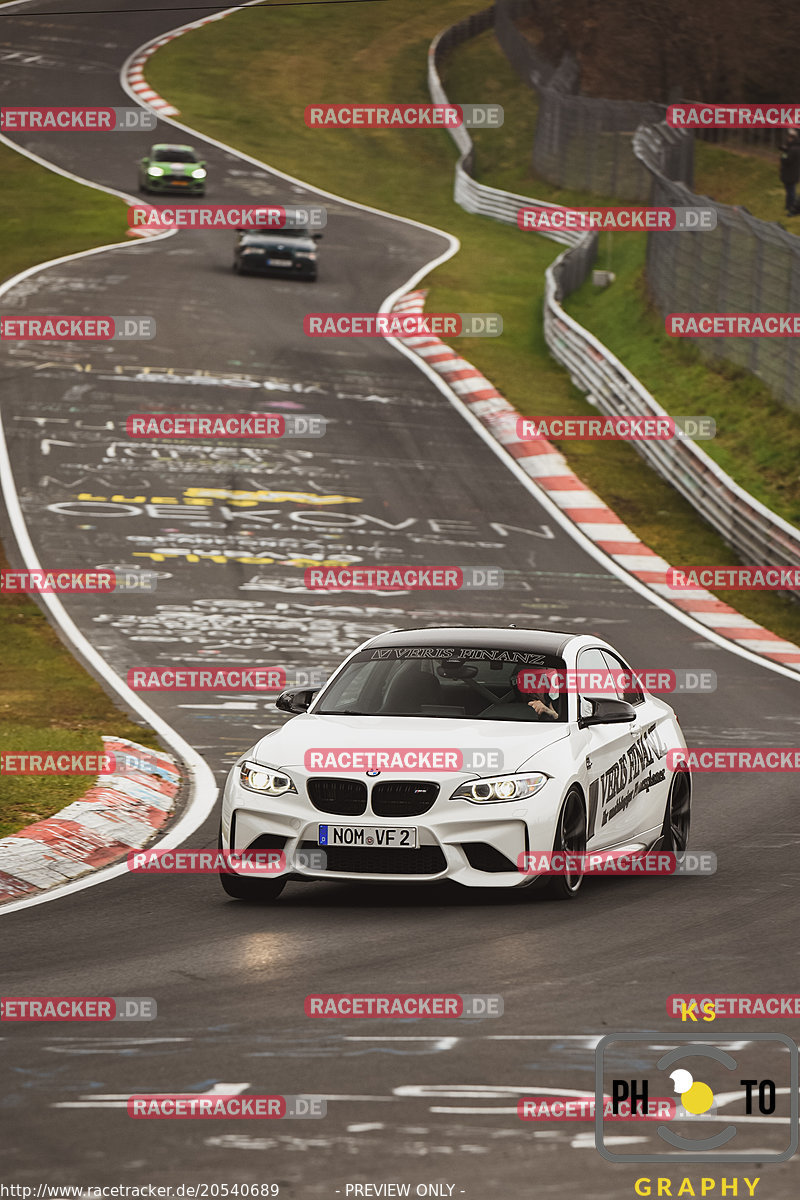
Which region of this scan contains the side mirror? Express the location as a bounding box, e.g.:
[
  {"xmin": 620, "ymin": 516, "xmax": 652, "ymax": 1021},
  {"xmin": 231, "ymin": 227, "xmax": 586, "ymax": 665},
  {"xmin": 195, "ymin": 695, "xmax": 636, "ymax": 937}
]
[
  {"xmin": 275, "ymin": 687, "xmax": 320, "ymax": 714},
  {"xmin": 578, "ymin": 697, "xmax": 636, "ymax": 728},
  {"xmin": 312, "ymin": 233, "xmax": 323, "ymax": 241}
]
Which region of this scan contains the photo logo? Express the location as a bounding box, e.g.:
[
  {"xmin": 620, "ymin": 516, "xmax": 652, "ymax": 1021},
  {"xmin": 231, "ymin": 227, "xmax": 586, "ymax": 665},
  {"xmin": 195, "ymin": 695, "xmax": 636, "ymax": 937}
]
[{"xmin": 595, "ymin": 1033, "xmax": 799, "ymax": 1162}]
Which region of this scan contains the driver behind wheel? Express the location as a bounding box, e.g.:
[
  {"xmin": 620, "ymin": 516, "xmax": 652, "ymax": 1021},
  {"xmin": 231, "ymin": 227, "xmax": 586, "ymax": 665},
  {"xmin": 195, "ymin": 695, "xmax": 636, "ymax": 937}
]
[{"xmin": 514, "ymin": 670, "xmax": 559, "ymax": 719}]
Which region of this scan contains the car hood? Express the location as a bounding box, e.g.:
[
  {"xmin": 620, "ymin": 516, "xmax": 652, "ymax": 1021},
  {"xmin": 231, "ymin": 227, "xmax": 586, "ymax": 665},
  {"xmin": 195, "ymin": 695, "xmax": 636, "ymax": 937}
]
[{"xmin": 250, "ymin": 714, "xmax": 570, "ymax": 779}]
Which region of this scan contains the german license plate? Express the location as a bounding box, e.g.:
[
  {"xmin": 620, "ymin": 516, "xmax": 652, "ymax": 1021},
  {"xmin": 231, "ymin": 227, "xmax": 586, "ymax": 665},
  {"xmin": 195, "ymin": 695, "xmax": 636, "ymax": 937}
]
[
  {"xmin": 268, "ymin": 258, "xmax": 293, "ymax": 267},
  {"xmin": 318, "ymin": 824, "xmax": 417, "ymax": 849}
]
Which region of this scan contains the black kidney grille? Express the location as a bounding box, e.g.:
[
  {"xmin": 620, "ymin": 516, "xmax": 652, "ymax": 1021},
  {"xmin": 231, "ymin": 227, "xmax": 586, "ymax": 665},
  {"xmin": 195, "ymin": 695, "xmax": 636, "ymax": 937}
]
[
  {"xmin": 370, "ymin": 780, "xmax": 439, "ymax": 817},
  {"xmin": 306, "ymin": 777, "xmax": 367, "ymax": 815}
]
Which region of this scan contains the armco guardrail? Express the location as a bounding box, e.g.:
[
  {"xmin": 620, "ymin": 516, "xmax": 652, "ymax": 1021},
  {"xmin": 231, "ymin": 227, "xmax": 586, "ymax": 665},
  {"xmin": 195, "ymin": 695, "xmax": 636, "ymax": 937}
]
[
  {"xmin": 428, "ymin": 11, "xmax": 800, "ymax": 600},
  {"xmin": 633, "ymin": 120, "xmax": 800, "ymax": 415}
]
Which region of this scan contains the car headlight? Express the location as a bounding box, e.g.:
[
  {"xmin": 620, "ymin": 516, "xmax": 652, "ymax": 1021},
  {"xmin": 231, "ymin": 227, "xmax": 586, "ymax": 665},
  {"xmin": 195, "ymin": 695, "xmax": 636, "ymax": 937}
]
[
  {"xmin": 147, "ymin": 166, "xmax": 165, "ymax": 176},
  {"xmin": 190, "ymin": 167, "xmax": 207, "ymax": 179},
  {"xmin": 239, "ymin": 762, "xmax": 297, "ymax": 796},
  {"xmin": 295, "ymin": 251, "xmax": 316, "ymax": 258},
  {"xmin": 452, "ymin": 773, "xmax": 549, "ymax": 804}
]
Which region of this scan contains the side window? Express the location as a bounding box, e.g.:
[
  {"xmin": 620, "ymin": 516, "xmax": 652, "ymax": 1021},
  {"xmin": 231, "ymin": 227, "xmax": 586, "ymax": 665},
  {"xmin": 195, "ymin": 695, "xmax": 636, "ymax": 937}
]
[
  {"xmin": 602, "ymin": 650, "xmax": 644, "ymax": 706},
  {"xmin": 575, "ymin": 647, "xmax": 613, "ymax": 716}
]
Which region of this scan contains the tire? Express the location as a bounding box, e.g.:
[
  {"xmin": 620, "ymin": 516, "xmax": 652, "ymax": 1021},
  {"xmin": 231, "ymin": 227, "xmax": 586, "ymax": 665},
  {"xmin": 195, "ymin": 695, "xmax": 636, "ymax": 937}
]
[
  {"xmin": 217, "ymin": 822, "xmax": 286, "ymax": 902},
  {"xmin": 537, "ymin": 788, "xmax": 587, "ymax": 900},
  {"xmin": 659, "ymin": 770, "xmax": 691, "ymax": 853}
]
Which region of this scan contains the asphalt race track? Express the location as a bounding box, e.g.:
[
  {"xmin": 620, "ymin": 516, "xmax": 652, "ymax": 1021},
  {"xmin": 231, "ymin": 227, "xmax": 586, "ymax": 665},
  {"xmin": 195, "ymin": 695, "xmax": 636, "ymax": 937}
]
[{"xmin": 1, "ymin": 1, "xmax": 799, "ymax": 1195}]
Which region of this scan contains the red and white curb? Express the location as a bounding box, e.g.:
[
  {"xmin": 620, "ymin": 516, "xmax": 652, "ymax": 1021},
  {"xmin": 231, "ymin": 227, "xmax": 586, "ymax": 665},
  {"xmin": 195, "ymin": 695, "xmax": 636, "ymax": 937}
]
[
  {"xmin": 126, "ymin": 39, "xmax": 181, "ymax": 117},
  {"xmin": 124, "ymin": 8, "xmax": 244, "ymax": 119},
  {"xmin": 0, "ymin": 738, "xmax": 180, "ymax": 904},
  {"xmin": 394, "ymin": 290, "xmax": 800, "ymax": 670}
]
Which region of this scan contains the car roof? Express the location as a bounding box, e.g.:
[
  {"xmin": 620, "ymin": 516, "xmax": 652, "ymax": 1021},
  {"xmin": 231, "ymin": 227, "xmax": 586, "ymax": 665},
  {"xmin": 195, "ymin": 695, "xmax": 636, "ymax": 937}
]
[
  {"xmin": 363, "ymin": 626, "xmax": 579, "ymax": 657},
  {"xmin": 150, "ymin": 143, "xmax": 197, "ymax": 153}
]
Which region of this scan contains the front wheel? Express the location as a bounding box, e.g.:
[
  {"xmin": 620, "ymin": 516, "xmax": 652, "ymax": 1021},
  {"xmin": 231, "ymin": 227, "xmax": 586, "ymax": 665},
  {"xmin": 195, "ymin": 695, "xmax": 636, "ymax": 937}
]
[
  {"xmin": 217, "ymin": 822, "xmax": 286, "ymax": 902},
  {"xmin": 660, "ymin": 771, "xmax": 691, "ymax": 852},
  {"xmin": 537, "ymin": 788, "xmax": 587, "ymax": 900}
]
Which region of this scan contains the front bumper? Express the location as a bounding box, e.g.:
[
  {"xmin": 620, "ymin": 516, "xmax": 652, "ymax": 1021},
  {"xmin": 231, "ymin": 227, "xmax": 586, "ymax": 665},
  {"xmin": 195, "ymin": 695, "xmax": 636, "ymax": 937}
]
[
  {"xmin": 236, "ymin": 255, "xmax": 316, "ymax": 277},
  {"xmin": 221, "ymin": 769, "xmax": 562, "ymax": 889},
  {"xmin": 144, "ymin": 176, "xmax": 205, "ymax": 194}
]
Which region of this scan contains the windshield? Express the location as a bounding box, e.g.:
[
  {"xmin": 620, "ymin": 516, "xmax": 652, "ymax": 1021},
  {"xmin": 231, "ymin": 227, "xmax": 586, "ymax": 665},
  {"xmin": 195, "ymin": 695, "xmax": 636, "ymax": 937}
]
[
  {"xmin": 242, "ymin": 228, "xmax": 311, "ymax": 238},
  {"xmin": 153, "ymin": 148, "xmax": 198, "ymax": 163},
  {"xmin": 315, "ymin": 647, "xmax": 568, "ymax": 722}
]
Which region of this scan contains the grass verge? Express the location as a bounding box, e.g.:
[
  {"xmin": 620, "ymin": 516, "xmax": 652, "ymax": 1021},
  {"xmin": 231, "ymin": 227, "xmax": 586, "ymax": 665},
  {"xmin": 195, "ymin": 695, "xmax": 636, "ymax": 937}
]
[
  {"xmin": 0, "ymin": 146, "xmax": 159, "ymax": 836},
  {"xmin": 146, "ymin": 0, "xmax": 800, "ymax": 645}
]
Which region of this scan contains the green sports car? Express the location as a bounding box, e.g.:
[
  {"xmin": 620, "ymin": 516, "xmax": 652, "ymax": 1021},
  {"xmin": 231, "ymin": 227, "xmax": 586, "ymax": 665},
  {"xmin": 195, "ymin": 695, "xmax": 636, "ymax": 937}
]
[{"xmin": 138, "ymin": 143, "xmax": 207, "ymax": 196}]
